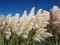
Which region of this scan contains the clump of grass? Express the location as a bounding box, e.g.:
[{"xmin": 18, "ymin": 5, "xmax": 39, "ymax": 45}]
[{"xmin": 0, "ymin": 6, "xmax": 60, "ymax": 45}]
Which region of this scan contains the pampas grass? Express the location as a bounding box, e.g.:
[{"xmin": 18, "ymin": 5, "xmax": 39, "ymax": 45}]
[
  {"xmin": 0, "ymin": 6, "xmax": 60, "ymax": 45},
  {"xmin": 0, "ymin": 15, "xmax": 5, "ymax": 45},
  {"xmin": 48, "ymin": 6, "xmax": 60, "ymax": 45}
]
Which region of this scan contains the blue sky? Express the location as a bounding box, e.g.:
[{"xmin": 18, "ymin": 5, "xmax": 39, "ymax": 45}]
[{"xmin": 0, "ymin": 0, "xmax": 60, "ymax": 16}]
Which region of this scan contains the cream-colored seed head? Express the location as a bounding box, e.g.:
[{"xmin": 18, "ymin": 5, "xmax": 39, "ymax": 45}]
[
  {"xmin": 6, "ymin": 14, "xmax": 12, "ymax": 25},
  {"xmin": 50, "ymin": 6, "xmax": 60, "ymax": 34},
  {"xmin": 0, "ymin": 15, "xmax": 5, "ymax": 31},
  {"xmin": 33, "ymin": 9, "xmax": 53, "ymax": 42},
  {"xmin": 11, "ymin": 14, "xmax": 19, "ymax": 32},
  {"xmin": 4, "ymin": 26, "xmax": 11, "ymax": 40},
  {"xmin": 52, "ymin": 6, "xmax": 58, "ymax": 14},
  {"xmin": 16, "ymin": 10, "xmax": 27, "ymax": 37},
  {"xmin": 21, "ymin": 7, "xmax": 35, "ymax": 38}
]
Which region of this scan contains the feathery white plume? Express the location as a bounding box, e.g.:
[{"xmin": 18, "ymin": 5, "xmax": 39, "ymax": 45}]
[
  {"xmin": 16, "ymin": 10, "xmax": 27, "ymax": 37},
  {"xmin": 22, "ymin": 7, "xmax": 35, "ymax": 38},
  {"xmin": 6, "ymin": 14, "xmax": 12, "ymax": 25},
  {"xmin": 33, "ymin": 9, "xmax": 53, "ymax": 42},
  {"xmin": 51, "ymin": 6, "xmax": 58, "ymax": 14},
  {"xmin": 4, "ymin": 26, "xmax": 11, "ymax": 40},
  {"xmin": 29, "ymin": 7, "xmax": 35, "ymax": 16},
  {"xmin": 11, "ymin": 13, "xmax": 19, "ymax": 32},
  {"xmin": 0, "ymin": 15, "xmax": 5, "ymax": 31},
  {"xmin": 50, "ymin": 6, "xmax": 60, "ymax": 34}
]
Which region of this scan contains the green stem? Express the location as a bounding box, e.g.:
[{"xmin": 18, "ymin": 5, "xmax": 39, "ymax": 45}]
[
  {"xmin": 55, "ymin": 33, "xmax": 58, "ymax": 45},
  {"xmin": 0, "ymin": 30, "xmax": 4, "ymax": 45}
]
